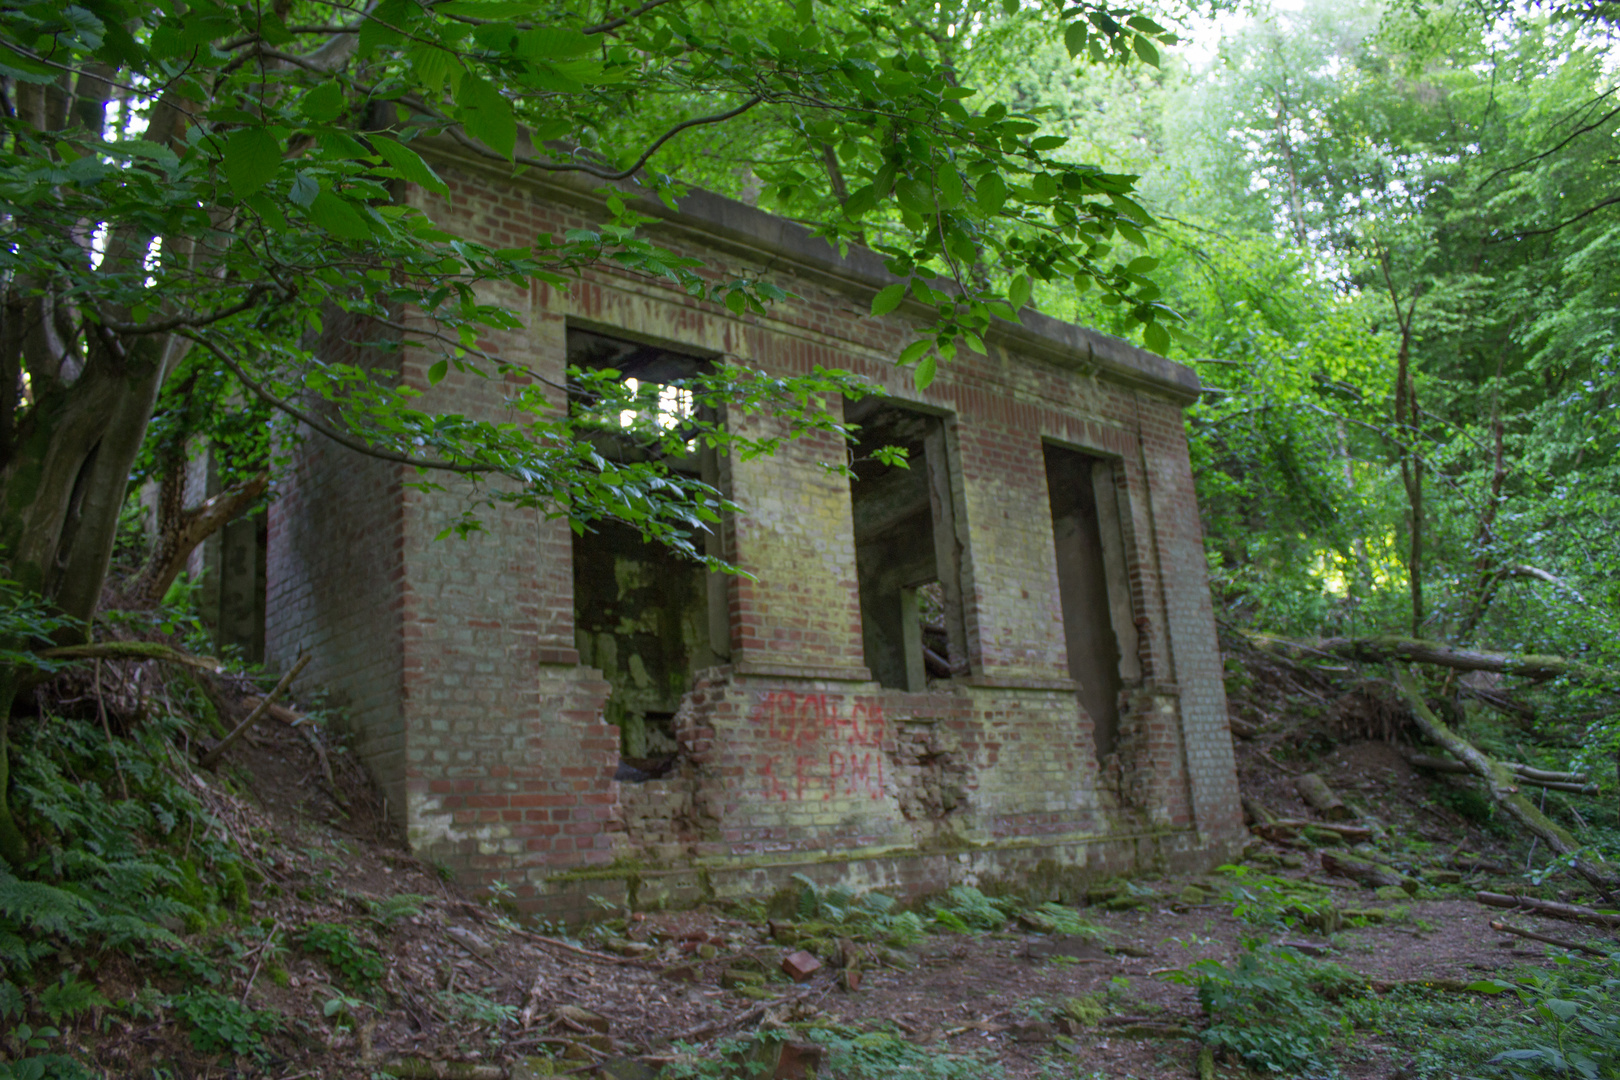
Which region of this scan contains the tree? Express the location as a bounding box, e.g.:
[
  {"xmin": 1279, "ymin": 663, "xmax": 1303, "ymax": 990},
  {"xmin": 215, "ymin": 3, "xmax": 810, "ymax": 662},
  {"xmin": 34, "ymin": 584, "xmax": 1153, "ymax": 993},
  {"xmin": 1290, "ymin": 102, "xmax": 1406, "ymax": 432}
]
[{"xmin": 0, "ymin": 0, "xmax": 1185, "ymax": 860}]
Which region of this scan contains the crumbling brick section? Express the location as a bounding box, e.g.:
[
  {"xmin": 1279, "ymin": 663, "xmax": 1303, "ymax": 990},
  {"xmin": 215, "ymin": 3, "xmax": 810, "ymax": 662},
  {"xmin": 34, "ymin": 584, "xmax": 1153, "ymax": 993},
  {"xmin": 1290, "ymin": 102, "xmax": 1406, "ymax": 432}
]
[{"xmin": 266, "ymin": 155, "xmax": 1245, "ymax": 916}]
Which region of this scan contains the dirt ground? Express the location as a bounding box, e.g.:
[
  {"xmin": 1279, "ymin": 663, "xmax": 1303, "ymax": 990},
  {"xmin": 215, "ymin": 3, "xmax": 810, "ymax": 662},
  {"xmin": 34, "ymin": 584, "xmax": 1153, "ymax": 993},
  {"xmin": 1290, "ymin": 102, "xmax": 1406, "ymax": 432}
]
[{"xmin": 103, "ymin": 674, "xmax": 1614, "ymax": 1080}]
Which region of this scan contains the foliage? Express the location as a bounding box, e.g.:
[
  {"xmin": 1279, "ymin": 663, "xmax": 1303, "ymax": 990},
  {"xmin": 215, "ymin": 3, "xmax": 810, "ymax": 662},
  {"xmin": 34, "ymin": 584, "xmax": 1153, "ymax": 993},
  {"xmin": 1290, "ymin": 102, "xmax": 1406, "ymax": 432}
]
[
  {"xmin": 1215, "ymin": 865, "xmax": 1338, "ymax": 934},
  {"xmin": 806, "ymin": 1024, "xmax": 1002, "ymax": 1080},
  {"xmin": 0, "ymin": 0, "xmax": 1195, "ymax": 696},
  {"xmin": 298, "ymin": 922, "xmax": 387, "ymax": 990},
  {"xmin": 439, "ymin": 989, "xmax": 519, "ymax": 1030},
  {"xmin": 1469, "ymin": 956, "xmax": 1620, "ymax": 1080},
  {"xmin": 929, "ymin": 885, "xmax": 1019, "ymax": 932},
  {"xmin": 1170, "ymin": 941, "xmax": 1360, "ymax": 1074},
  {"xmin": 366, "ymin": 893, "xmax": 427, "ymax": 930},
  {"xmin": 2, "ymin": 712, "xmax": 243, "ymax": 973},
  {"xmin": 169, "ymin": 990, "xmax": 282, "ymax": 1059},
  {"xmin": 785, "ymin": 875, "xmax": 926, "ymax": 946}
]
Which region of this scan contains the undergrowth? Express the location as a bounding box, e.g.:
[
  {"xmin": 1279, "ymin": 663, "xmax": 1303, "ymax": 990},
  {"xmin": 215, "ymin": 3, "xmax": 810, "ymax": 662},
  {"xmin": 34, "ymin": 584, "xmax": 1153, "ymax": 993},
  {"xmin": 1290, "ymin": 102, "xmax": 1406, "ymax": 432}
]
[{"xmin": 1, "ymin": 713, "xmax": 251, "ymax": 1072}]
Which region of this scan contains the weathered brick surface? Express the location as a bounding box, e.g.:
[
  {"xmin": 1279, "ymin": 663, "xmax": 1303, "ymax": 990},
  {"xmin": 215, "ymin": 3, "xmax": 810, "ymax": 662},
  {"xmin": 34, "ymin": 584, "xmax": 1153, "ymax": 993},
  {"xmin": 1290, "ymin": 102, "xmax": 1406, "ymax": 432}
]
[{"xmin": 265, "ymin": 156, "xmax": 1243, "ymax": 914}]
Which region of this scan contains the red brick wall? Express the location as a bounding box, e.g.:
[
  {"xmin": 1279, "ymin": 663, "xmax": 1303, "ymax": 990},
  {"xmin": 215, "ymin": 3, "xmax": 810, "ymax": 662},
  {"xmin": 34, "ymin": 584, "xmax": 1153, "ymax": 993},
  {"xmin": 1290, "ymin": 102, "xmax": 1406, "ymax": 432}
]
[{"xmin": 266, "ymin": 156, "xmax": 1243, "ymax": 914}]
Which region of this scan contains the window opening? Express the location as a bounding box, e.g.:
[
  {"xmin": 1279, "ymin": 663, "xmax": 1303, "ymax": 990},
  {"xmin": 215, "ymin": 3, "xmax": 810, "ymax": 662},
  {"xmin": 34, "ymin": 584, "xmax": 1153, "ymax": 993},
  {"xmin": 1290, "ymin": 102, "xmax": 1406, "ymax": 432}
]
[
  {"xmin": 1043, "ymin": 444, "xmax": 1139, "ymax": 762},
  {"xmin": 845, "ymin": 398, "xmax": 969, "ymax": 690},
  {"xmin": 568, "ymin": 328, "xmax": 728, "ymax": 781}
]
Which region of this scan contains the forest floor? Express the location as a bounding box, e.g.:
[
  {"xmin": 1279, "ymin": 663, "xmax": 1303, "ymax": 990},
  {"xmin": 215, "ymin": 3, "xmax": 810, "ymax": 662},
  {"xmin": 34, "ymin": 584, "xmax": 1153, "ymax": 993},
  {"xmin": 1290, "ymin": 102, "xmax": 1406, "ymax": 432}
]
[{"xmin": 27, "ymin": 640, "xmax": 1620, "ymax": 1080}]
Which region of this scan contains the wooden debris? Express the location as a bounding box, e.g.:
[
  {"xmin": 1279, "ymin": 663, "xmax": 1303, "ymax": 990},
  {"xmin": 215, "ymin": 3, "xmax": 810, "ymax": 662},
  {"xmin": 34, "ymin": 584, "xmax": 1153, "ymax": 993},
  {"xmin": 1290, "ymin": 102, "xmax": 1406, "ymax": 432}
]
[
  {"xmin": 1489, "ymin": 920, "xmax": 1611, "ymax": 957},
  {"xmin": 1247, "ymin": 632, "xmax": 1620, "ymax": 688},
  {"xmin": 1322, "ymin": 851, "xmax": 1418, "ymax": 893},
  {"xmin": 1405, "ymin": 753, "xmax": 1594, "ymax": 792},
  {"xmin": 1394, "ymin": 668, "xmax": 1619, "ymax": 896},
  {"xmin": 1241, "ymin": 797, "xmax": 1275, "ymax": 826},
  {"xmin": 1295, "ymin": 772, "xmax": 1351, "ymax": 821},
  {"xmin": 1476, "ymin": 891, "xmax": 1620, "ymax": 928},
  {"xmin": 200, "ymin": 653, "xmax": 309, "ymax": 769},
  {"xmin": 1268, "ymin": 819, "xmax": 1372, "ymax": 841}
]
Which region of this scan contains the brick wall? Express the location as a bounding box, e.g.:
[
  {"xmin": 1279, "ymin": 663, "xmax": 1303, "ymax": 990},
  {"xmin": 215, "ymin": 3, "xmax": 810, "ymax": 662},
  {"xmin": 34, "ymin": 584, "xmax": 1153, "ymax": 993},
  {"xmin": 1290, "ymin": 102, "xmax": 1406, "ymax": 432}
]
[{"xmin": 266, "ymin": 152, "xmax": 1244, "ymax": 915}]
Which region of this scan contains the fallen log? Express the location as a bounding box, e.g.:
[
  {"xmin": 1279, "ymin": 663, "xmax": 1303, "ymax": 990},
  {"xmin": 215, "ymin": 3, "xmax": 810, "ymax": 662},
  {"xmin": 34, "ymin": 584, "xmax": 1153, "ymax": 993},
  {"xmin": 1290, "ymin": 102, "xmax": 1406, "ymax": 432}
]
[
  {"xmin": 1394, "ymin": 668, "xmax": 1619, "ymax": 897},
  {"xmin": 1322, "ymin": 851, "xmax": 1418, "ymax": 894},
  {"xmin": 1404, "ymin": 753, "xmax": 1589, "ymax": 786},
  {"xmin": 1241, "ymin": 797, "xmax": 1275, "ymax": 826},
  {"xmin": 1246, "ymin": 632, "xmax": 1620, "ymax": 688},
  {"xmin": 1270, "ymin": 819, "xmax": 1373, "ymax": 841},
  {"xmin": 1489, "ymin": 920, "xmax": 1611, "ymax": 957},
  {"xmin": 1295, "ymin": 773, "xmax": 1351, "ymax": 821},
  {"xmin": 1476, "ymin": 891, "xmax": 1620, "ymax": 928}
]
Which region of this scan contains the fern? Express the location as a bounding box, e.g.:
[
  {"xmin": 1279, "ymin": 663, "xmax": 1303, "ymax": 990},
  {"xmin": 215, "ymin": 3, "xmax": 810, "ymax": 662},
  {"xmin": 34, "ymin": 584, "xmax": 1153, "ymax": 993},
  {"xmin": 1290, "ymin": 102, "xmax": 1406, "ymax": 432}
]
[
  {"xmin": 36, "ymin": 978, "xmax": 111, "ymax": 1023},
  {"xmin": 0, "ymin": 872, "xmax": 95, "ymax": 940},
  {"xmin": 0, "ymin": 979, "xmax": 23, "ymax": 1020}
]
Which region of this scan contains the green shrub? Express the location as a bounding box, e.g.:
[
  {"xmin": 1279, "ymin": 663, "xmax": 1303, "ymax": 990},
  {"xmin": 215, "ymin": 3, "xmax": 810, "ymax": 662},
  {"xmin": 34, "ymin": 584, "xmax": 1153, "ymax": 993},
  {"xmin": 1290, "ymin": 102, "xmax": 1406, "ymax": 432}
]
[
  {"xmin": 299, "ymin": 922, "xmax": 386, "ymax": 990},
  {"xmin": 1170, "ymin": 942, "xmax": 1360, "ymax": 1073},
  {"xmin": 169, "ymin": 990, "xmax": 281, "ymax": 1059}
]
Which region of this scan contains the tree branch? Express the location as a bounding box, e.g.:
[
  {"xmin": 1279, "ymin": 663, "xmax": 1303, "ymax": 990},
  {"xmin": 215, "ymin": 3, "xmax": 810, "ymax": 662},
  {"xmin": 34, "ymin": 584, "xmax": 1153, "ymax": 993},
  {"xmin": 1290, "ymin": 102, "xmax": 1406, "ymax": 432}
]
[{"xmin": 180, "ymin": 334, "xmax": 504, "ymax": 475}]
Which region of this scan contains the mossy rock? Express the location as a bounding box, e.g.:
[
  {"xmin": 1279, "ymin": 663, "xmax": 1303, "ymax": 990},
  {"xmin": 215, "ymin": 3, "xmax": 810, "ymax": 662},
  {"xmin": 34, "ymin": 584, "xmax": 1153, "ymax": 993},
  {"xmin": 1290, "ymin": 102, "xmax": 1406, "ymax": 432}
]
[
  {"xmin": 1100, "ymin": 894, "xmax": 1152, "ymax": 912},
  {"xmin": 1178, "ymin": 885, "xmax": 1208, "ymax": 905},
  {"xmin": 1085, "ymin": 881, "xmax": 1126, "ymax": 904},
  {"xmin": 1302, "ymin": 827, "xmax": 1345, "ymax": 847},
  {"xmin": 1426, "ymin": 870, "xmax": 1462, "ymax": 885},
  {"xmin": 735, "ymin": 985, "xmax": 778, "ymax": 1001},
  {"xmin": 1375, "ymin": 885, "xmax": 1416, "ymax": 901},
  {"xmin": 720, "ymin": 969, "xmax": 766, "ymax": 990}
]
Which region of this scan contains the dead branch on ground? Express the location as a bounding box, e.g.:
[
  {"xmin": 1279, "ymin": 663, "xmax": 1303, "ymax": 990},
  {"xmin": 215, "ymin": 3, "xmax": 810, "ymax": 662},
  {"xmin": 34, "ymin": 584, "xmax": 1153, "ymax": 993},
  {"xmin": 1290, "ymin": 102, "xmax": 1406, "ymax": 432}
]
[
  {"xmin": 1476, "ymin": 891, "xmax": 1620, "ymax": 928},
  {"xmin": 1394, "ymin": 668, "xmax": 1619, "ymax": 897},
  {"xmin": 1489, "ymin": 920, "xmax": 1611, "ymax": 957}
]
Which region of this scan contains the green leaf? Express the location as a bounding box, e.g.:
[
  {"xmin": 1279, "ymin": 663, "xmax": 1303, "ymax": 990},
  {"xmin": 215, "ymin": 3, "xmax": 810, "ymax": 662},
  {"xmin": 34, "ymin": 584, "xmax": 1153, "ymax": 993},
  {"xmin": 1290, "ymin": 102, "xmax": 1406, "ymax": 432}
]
[
  {"xmin": 289, "ymin": 172, "xmax": 318, "ymax": 207},
  {"xmin": 1126, "ymin": 255, "xmax": 1159, "ymax": 274},
  {"xmin": 301, "ymin": 80, "xmax": 346, "ymax": 123},
  {"xmin": 1464, "ymin": 980, "xmax": 1518, "ymax": 995},
  {"xmin": 370, "ymin": 136, "xmax": 449, "ymax": 197},
  {"xmin": 437, "ymin": 0, "xmax": 548, "ymax": 15},
  {"xmin": 871, "ymin": 282, "xmax": 907, "ymax": 317},
  {"xmin": 307, "ymin": 191, "xmax": 373, "ymax": 240},
  {"xmin": 1132, "ymin": 35, "xmax": 1159, "ymax": 66},
  {"xmin": 428, "ymin": 359, "xmax": 448, "ymax": 385},
  {"xmin": 221, "ymin": 128, "xmax": 282, "ymax": 198},
  {"xmin": 895, "ymin": 177, "xmax": 933, "ymax": 217},
  {"xmin": 456, "ymin": 75, "xmax": 517, "ymax": 159},
  {"xmin": 898, "ymin": 340, "xmax": 931, "ymax": 366},
  {"xmin": 1126, "ymin": 16, "xmax": 1167, "ymax": 34},
  {"xmin": 1143, "ymin": 321, "xmax": 1169, "ymax": 354},
  {"xmin": 975, "ymin": 173, "xmax": 1006, "ymax": 214},
  {"xmin": 936, "ymin": 165, "xmax": 963, "ymax": 209},
  {"xmin": 724, "ymin": 290, "xmax": 747, "ymax": 315},
  {"xmin": 1064, "ymin": 22, "xmax": 1087, "ymax": 59},
  {"xmin": 1030, "ymin": 135, "xmax": 1067, "ymax": 151},
  {"xmin": 1009, "ymin": 274, "xmax": 1032, "ymax": 310},
  {"xmin": 914, "ymin": 353, "xmax": 937, "ymax": 390},
  {"xmin": 515, "ymin": 27, "xmax": 595, "ymax": 59}
]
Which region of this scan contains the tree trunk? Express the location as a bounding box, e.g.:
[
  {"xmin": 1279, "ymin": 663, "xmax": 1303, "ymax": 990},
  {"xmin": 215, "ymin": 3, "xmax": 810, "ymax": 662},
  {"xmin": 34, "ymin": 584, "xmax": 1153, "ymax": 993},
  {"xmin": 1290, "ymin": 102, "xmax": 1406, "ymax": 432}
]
[{"xmin": 123, "ymin": 469, "xmax": 268, "ymax": 609}]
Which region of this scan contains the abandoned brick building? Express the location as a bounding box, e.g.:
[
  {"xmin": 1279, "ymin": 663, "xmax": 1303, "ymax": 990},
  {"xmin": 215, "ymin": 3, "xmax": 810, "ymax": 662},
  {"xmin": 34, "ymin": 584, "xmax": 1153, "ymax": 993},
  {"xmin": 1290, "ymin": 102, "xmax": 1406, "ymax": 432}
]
[{"xmin": 264, "ymin": 148, "xmax": 1243, "ymax": 915}]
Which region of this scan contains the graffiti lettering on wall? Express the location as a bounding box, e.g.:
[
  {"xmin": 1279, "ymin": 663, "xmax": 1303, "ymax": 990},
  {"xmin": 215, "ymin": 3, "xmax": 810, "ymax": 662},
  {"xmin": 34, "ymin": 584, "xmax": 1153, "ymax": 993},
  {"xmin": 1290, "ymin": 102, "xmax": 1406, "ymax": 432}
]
[{"xmin": 752, "ymin": 691, "xmax": 886, "ymax": 803}]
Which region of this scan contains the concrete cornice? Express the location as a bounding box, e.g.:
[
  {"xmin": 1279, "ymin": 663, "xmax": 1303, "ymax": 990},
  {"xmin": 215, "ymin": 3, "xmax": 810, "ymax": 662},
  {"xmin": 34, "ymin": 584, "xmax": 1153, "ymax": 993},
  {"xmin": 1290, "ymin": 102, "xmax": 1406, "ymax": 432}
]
[{"xmin": 416, "ymin": 138, "xmax": 1202, "ymax": 404}]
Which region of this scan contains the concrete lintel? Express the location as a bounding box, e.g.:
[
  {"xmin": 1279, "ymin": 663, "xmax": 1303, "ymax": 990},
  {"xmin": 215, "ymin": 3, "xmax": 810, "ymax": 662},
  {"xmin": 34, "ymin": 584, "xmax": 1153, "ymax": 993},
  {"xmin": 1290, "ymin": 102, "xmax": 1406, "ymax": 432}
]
[{"xmin": 416, "ymin": 139, "xmax": 1203, "ymax": 404}]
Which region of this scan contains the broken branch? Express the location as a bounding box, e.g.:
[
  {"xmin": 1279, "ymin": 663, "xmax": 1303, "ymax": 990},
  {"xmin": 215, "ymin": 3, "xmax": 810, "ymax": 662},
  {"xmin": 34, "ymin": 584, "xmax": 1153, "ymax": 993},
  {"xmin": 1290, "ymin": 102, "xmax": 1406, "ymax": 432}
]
[
  {"xmin": 1246, "ymin": 632, "xmax": 1620, "ymax": 688},
  {"xmin": 1476, "ymin": 891, "xmax": 1620, "ymax": 928},
  {"xmin": 1393, "ymin": 667, "xmax": 1619, "ymax": 895},
  {"xmin": 37, "ymin": 641, "xmax": 225, "ymax": 673},
  {"xmin": 1489, "ymin": 919, "xmax": 1611, "ymax": 957},
  {"xmin": 200, "ymin": 653, "xmax": 310, "ymax": 769}
]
